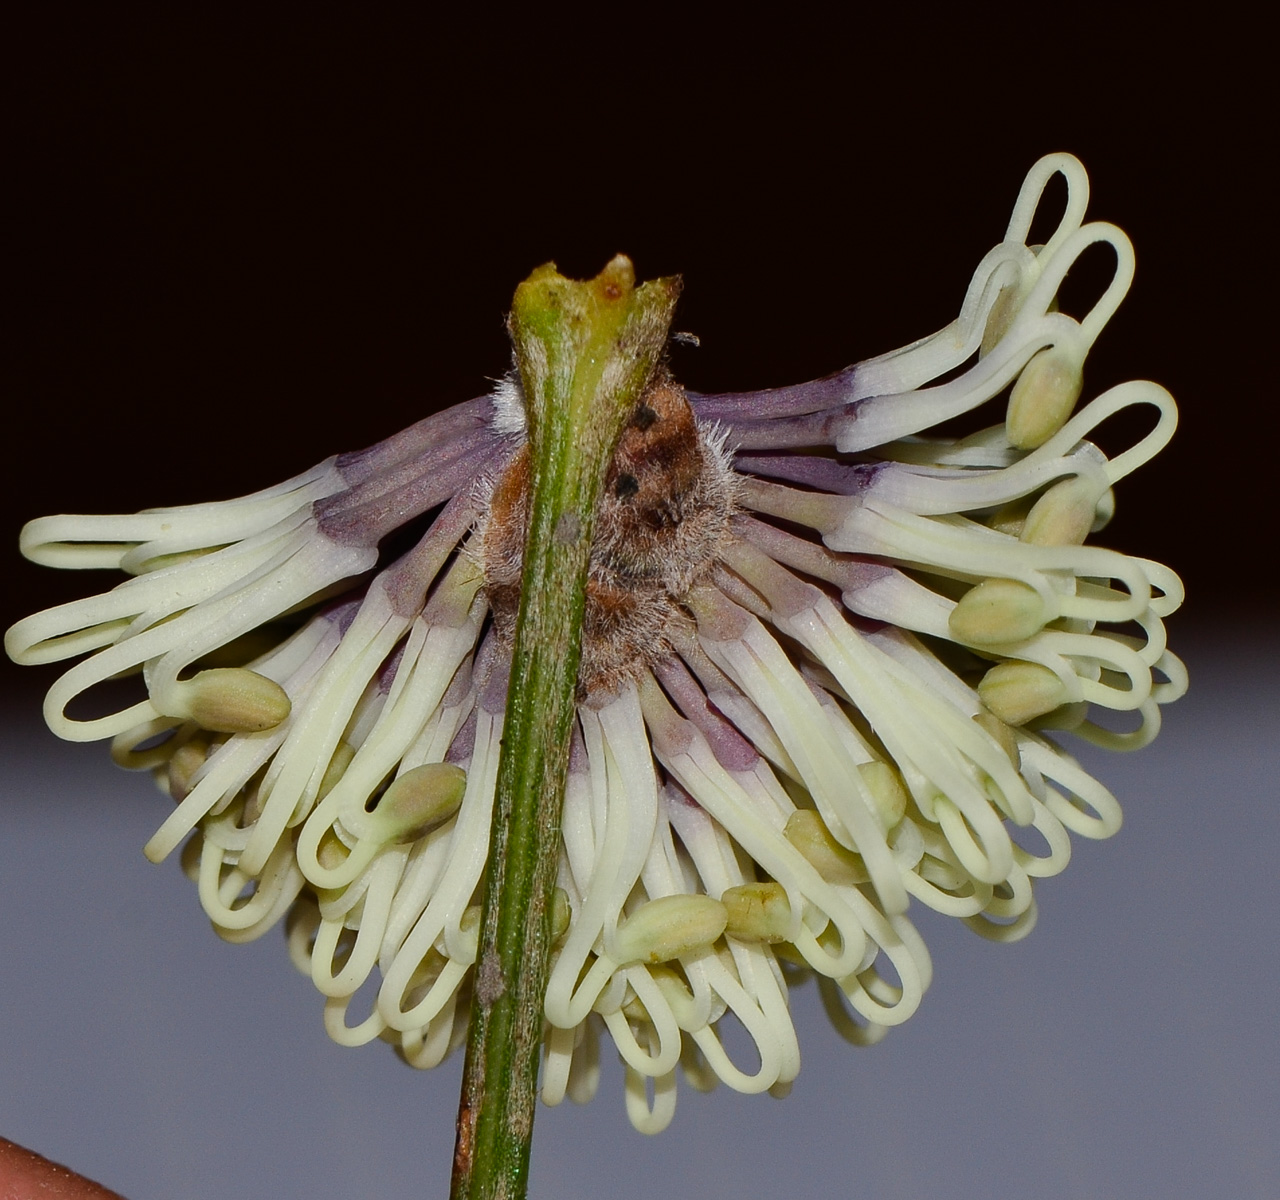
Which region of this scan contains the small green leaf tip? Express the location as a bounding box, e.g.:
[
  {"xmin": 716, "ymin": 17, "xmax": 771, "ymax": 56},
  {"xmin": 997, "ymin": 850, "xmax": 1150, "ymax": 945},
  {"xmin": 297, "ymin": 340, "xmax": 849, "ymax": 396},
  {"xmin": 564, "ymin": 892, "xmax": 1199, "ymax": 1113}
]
[{"xmin": 510, "ymin": 254, "xmax": 680, "ymax": 448}]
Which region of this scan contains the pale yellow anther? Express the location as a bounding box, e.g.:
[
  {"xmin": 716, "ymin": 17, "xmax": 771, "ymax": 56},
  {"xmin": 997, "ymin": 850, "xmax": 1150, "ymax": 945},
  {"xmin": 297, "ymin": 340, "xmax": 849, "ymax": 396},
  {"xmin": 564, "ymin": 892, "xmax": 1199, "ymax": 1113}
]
[
  {"xmin": 402, "ymin": 948, "xmax": 446, "ymax": 1009},
  {"xmin": 980, "ymin": 283, "xmax": 1021, "ymax": 357},
  {"xmin": 770, "ymin": 941, "xmax": 810, "ymax": 967},
  {"xmin": 679, "ymin": 1037, "xmax": 719, "ymax": 1093},
  {"xmin": 456, "ymin": 905, "xmax": 483, "ymax": 960},
  {"xmin": 972, "ymin": 710, "xmax": 1021, "ymax": 768},
  {"xmin": 978, "ymin": 661, "xmax": 1070, "ymax": 726},
  {"xmin": 241, "ymin": 781, "xmax": 266, "ymax": 826},
  {"xmin": 722, "ymin": 882, "xmax": 793, "ymax": 943},
  {"xmin": 1029, "ymin": 699, "xmax": 1089, "ymax": 731},
  {"xmin": 621, "ymin": 986, "xmax": 648, "ymax": 1022},
  {"xmin": 165, "ymin": 734, "xmax": 211, "ymax": 800},
  {"xmin": 317, "ymin": 742, "xmax": 356, "ymax": 800},
  {"xmin": 858, "ymin": 760, "xmax": 909, "ymax": 831},
  {"xmin": 180, "ymin": 833, "xmax": 201, "ymax": 883},
  {"xmin": 612, "ymin": 894, "xmax": 728, "ymax": 965},
  {"xmin": 949, "ymin": 578, "xmax": 1047, "ymax": 646},
  {"xmin": 784, "ymin": 809, "xmax": 868, "ymax": 886},
  {"xmin": 171, "ymin": 668, "xmax": 292, "ymax": 734},
  {"xmin": 368, "ymin": 762, "xmax": 467, "ymax": 844},
  {"xmin": 316, "ymin": 827, "xmax": 350, "ymax": 871},
  {"xmin": 986, "ymin": 496, "xmax": 1034, "ymax": 538},
  {"xmin": 1021, "ymin": 477, "xmax": 1097, "ymax": 547},
  {"xmin": 815, "ymin": 922, "xmax": 844, "ymax": 955},
  {"xmin": 648, "ymin": 965, "xmax": 699, "ymax": 1028},
  {"xmin": 549, "ymin": 887, "xmax": 571, "ymax": 945},
  {"xmin": 1006, "ymin": 344, "xmax": 1083, "ymax": 449}
]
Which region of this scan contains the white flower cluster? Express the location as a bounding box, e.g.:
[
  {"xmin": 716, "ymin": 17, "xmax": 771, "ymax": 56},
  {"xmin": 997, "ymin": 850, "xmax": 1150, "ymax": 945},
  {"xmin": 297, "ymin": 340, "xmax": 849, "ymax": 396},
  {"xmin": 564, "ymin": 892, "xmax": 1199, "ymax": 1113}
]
[{"xmin": 6, "ymin": 154, "xmax": 1183, "ymax": 1133}]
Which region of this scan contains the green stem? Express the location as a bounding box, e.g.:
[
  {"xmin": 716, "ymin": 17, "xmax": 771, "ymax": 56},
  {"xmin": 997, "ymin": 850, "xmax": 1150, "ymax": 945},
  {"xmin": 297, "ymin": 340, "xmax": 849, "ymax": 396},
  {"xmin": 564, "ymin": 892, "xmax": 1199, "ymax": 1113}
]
[{"xmin": 450, "ymin": 256, "xmax": 679, "ymax": 1200}]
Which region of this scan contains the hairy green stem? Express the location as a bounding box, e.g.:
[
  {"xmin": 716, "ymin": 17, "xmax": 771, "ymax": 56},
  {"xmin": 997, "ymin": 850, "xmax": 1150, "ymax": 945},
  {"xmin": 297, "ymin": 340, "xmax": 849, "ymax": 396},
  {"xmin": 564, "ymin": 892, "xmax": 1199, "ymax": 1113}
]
[{"xmin": 450, "ymin": 256, "xmax": 679, "ymax": 1200}]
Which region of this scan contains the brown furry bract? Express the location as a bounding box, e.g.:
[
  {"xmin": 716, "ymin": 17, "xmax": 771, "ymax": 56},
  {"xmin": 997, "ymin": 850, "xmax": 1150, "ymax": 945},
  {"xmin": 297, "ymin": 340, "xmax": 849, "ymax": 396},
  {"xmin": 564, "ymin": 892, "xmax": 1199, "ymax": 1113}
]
[{"xmin": 479, "ymin": 374, "xmax": 736, "ymax": 696}]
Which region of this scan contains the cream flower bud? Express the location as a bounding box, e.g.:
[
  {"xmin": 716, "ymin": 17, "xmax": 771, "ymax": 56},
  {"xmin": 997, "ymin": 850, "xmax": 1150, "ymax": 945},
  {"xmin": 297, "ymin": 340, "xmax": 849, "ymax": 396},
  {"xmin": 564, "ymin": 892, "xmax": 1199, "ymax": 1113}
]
[
  {"xmin": 784, "ymin": 809, "xmax": 868, "ymax": 886},
  {"xmin": 367, "ymin": 762, "xmax": 467, "ymax": 844},
  {"xmin": 949, "ymin": 578, "xmax": 1047, "ymax": 646},
  {"xmin": 972, "ymin": 711, "xmax": 1021, "ymax": 768},
  {"xmin": 858, "ymin": 760, "xmax": 909, "ymax": 831},
  {"xmin": 163, "ymin": 734, "xmax": 211, "ymax": 800},
  {"xmin": 722, "ymin": 882, "xmax": 793, "ymax": 943},
  {"xmin": 612, "ymin": 895, "xmax": 728, "ymax": 965},
  {"xmin": 549, "ymin": 887, "xmax": 572, "ymax": 945},
  {"xmin": 978, "ymin": 661, "xmax": 1070, "ymax": 726},
  {"xmin": 164, "ymin": 667, "xmax": 291, "ymax": 733},
  {"xmin": 1006, "ymin": 344, "xmax": 1084, "ymax": 449},
  {"xmin": 1021, "ymin": 476, "xmax": 1099, "ymax": 546}
]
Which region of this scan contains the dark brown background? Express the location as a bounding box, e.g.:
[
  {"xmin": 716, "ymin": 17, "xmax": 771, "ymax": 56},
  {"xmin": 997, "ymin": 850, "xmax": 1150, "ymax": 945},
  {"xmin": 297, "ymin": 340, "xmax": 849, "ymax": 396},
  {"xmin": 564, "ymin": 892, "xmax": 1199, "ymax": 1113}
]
[{"xmin": 4, "ymin": 15, "xmax": 1268, "ymax": 695}]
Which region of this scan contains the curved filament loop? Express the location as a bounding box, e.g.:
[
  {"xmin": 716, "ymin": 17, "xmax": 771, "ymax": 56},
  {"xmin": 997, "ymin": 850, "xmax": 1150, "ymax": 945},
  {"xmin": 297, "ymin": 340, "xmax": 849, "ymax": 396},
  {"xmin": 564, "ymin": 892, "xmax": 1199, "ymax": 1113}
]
[
  {"xmin": 373, "ymin": 697, "xmax": 503, "ymax": 1032},
  {"xmin": 17, "ymin": 458, "xmax": 345, "ymax": 570},
  {"xmin": 1003, "ymin": 152, "xmax": 1091, "ymax": 254},
  {"xmin": 692, "ymin": 593, "xmax": 909, "ymax": 916},
  {"xmin": 662, "ymin": 796, "xmax": 801, "ymax": 1089},
  {"xmin": 644, "ymin": 705, "xmax": 870, "ymax": 980},
  {"xmin": 848, "ymin": 243, "xmax": 1030, "ymax": 403},
  {"xmin": 544, "ymin": 686, "xmax": 660, "ymax": 1031}
]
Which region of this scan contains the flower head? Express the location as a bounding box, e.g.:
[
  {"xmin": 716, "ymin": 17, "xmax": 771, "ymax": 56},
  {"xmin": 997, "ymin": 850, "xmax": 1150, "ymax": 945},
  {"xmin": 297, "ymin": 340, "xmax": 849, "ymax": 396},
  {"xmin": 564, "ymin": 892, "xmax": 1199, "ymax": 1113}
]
[{"xmin": 6, "ymin": 153, "xmax": 1184, "ymax": 1133}]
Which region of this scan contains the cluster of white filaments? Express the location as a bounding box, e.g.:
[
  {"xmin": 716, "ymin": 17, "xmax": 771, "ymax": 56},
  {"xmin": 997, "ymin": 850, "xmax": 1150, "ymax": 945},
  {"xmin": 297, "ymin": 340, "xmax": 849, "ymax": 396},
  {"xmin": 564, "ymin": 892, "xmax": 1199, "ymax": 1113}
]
[{"xmin": 6, "ymin": 154, "xmax": 1184, "ymax": 1133}]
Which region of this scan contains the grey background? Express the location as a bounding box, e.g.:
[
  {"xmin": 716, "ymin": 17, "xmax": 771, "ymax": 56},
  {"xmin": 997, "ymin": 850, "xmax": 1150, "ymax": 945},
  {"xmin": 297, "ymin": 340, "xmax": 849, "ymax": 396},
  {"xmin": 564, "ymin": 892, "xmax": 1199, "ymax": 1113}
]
[{"xmin": 3, "ymin": 626, "xmax": 1276, "ymax": 1199}]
